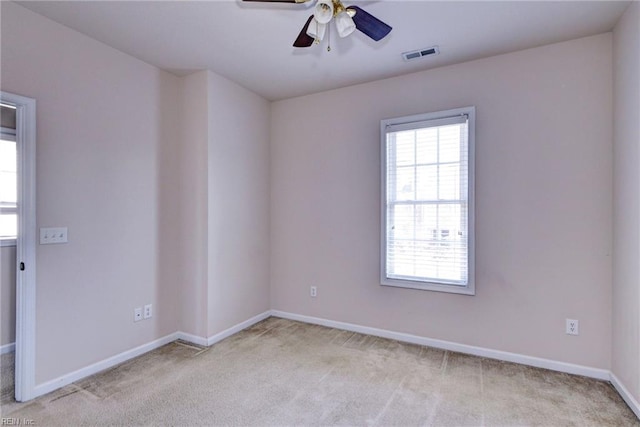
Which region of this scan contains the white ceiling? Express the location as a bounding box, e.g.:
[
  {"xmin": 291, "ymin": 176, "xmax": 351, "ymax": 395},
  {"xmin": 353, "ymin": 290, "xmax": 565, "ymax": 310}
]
[{"xmin": 16, "ymin": 0, "xmax": 630, "ymax": 101}]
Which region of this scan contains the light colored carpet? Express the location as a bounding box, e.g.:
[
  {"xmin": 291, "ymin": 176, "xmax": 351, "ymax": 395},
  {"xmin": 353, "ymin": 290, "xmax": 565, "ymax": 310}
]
[
  {"xmin": 1, "ymin": 352, "xmax": 14, "ymax": 409},
  {"xmin": 0, "ymin": 317, "xmax": 638, "ymax": 426}
]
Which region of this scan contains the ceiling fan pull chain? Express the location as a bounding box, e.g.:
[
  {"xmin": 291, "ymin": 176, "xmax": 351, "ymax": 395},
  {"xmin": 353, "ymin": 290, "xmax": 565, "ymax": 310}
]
[
  {"xmin": 314, "ymin": 19, "xmax": 321, "ymax": 45},
  {"xmin": 327, "ymin": 20, "xmax": 331, "ymax": 52}
]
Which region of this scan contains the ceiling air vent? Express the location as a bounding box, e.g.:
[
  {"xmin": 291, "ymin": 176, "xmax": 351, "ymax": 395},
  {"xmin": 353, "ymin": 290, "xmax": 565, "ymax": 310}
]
[{"xmin": 402, "ymin": 46, "xmax": 440, "ymax": 62}]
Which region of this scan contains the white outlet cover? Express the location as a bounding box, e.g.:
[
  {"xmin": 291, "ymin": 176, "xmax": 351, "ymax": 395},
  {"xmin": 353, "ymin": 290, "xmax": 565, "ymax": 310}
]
[
  {"xmin": 144, "ymin": 304, "xmax": 153, "ymax": 319},
  {"xmin": 566, "ymin": 319, "xmax": 579, "ymax": 335},
  {"xmin": 134, "ymin": 307, "xmax": 143, "ymax": 322}
]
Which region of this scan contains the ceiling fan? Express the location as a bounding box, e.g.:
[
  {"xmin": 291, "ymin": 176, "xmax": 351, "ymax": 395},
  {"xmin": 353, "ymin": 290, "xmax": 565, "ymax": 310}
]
[{"xmin": 243, "ymin": 0, "xmax": 392, "ymax": 49}]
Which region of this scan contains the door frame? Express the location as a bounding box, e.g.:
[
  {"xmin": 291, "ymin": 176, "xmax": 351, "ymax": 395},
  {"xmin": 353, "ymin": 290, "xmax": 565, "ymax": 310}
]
[{"xmin": 1, "ymin": 91, "xmax": 37, "ymax": 402}]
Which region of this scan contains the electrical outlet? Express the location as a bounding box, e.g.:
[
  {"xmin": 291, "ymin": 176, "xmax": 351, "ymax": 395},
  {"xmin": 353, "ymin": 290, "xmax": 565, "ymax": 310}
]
[
  {"xmin": 566, "ymin": 319, "xmax": 579, "ymax": 335},
  {"xmin": 310, "ymin": 286, "xmax": 317, "ymax": 298},
  {"xmin": 134, "ymin": 307, "xmax": 143, "ymax": 322},
  {"xmin": 144, "ymin": 304, "xmax": 153, "ymax": 319}
]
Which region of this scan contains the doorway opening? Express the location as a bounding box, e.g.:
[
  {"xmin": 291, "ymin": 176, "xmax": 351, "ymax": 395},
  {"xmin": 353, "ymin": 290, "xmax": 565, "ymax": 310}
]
[{"xmin": 0, "ymin": 91, "xmax": 37, "ymax": 402}]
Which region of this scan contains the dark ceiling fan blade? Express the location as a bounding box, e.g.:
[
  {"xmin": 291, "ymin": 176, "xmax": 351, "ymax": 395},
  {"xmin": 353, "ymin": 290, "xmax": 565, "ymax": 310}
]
[
  {"xmin": 348, "ymin": 6, "xmax": 392, "ymax": 42},
  {"xmin": 293, "ymin": 15, "xmax": 315, "ymax": 48}
]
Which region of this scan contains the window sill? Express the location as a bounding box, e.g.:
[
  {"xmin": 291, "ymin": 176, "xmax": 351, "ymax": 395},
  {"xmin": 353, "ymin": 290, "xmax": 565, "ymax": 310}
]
[
  {"xmin": 1, "ymin": 239, "xmax": 17, "ymax": 247},
  {"xmin": 381, "ymin": 278, "xmax": 475, "ymax": 295}
]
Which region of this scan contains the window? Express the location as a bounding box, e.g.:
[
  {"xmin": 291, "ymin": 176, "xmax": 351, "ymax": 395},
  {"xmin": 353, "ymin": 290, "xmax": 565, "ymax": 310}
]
[
  {"xmin": 1, "ymin": 104, "xmax": 17, "ymax": 246},
  {"xmin": 381, "ymin": 106, "xmax": 475, "ymax": 294}
]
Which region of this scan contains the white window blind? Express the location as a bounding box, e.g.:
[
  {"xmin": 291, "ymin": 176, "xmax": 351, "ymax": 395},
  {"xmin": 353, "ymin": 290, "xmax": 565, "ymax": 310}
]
[{"xmin": 381, "ymin": 107, "xmax": 475, "ymax": 294}]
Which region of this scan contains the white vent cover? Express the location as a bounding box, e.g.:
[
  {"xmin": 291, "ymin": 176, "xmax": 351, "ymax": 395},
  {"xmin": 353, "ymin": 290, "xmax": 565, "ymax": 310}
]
[{"xmin": 402, "ymin": 46, "xmax": 440, "ymax": 62}]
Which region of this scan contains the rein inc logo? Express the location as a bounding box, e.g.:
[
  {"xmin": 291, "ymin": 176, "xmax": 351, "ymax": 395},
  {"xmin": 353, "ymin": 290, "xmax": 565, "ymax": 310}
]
[{"xmin": 1, "ymin": 419, "xmax": 35, "ymax": 426}]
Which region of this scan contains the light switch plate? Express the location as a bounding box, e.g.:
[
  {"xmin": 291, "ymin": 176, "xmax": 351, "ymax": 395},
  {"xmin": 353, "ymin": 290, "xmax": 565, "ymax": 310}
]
[{"xmin": 40, "ymin": 227, "xmax": 68, "ymax": 244}]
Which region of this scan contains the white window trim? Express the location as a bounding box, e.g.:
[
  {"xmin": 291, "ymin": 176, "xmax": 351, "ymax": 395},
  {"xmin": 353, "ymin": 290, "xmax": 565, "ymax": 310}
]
[{"xmin": 380, "ymin": 106, "xmax": 476, "ymax": 295}]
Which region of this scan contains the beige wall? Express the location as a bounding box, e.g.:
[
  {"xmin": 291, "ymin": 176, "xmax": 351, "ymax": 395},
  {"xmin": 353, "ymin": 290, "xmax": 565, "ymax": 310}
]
[
  {"xmin": 178, "ymin": 71, "xmax": 210, "ymax": 338},
  {"xmin": 207, "ymin": 71, "xmax": 271, "ymax": 335},
  {"xmin": 271, "ymin": 34, "xmax": 613, "ymax": 370},
  {"xmin": 613, "ymin": 1, "xmax": 640, "ymax": 402},
  {"xmin": 1, "ymin": 246, "xmax": 16, "ymax": 346},
  {"xmin": 0, "ymin": 3, "xmax": 272, "ymax": 386},
  {"xmin": 176, "ymin": 70, "xmax": 272, "ymax": 339},
  {"xmin": 1, "ymin": 2, "xmax": 182, "ymax": 383}
]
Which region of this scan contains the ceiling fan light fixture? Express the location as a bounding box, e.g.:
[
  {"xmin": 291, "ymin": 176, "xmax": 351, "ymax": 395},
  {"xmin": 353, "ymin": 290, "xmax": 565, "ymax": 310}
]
[
  {"xmin": 306, "ymin": 18, "xmax": 327, "ymax": 41},
  {"xmin": 244, "ymin": 0, "xmax": 392, "ymax": 49},
  {"xmin": 314, "ymin": 0, "xmax": 334, "ymax": 24},
  {"xmin": 335, "ymin": 11, "xmax": 355, "ymax": 38}
]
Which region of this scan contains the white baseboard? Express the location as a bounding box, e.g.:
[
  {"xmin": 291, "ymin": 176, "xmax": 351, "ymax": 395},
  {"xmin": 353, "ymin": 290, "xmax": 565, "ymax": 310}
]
[
  {"xmin": 175, "ymin": 331, "xmax": 209, "ymax": 347},
  {"xmin": 33, "ymin": 332, "xmax": 180, "ymax": 399},
  {"xmin": 175, "ymin": 310, "xmax": 271, "ymax": 347},
  {"xmin": 271, "ymin": 310, "xmax": 611, "ymax": 381},
  {"xmin": 1, "ymin": 342, "xmax": 15, "ymax": 355},
  {"xmin": 611, "ymin": 372, "xmax": 640, "ymax": 419},
  {"xmin": 206, "ymin": 310, "xmax": 272, "ymax": 346},
  {"xmin": 31, "ymin": 310, "xmax": 272, "ymax": 400}
]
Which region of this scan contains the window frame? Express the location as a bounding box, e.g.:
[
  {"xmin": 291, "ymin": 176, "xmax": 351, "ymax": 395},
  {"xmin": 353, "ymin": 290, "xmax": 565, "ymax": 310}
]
[
  {"xmin": 0, "ymin": 125, "xmax": 17, "ymax": 247},
  {"xmin": 380, "ymin": 106, "xmax": 476, "ymax": 295}
]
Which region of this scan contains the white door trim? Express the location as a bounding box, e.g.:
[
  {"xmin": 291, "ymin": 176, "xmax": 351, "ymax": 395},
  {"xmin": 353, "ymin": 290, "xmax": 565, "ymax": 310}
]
[{"xmin": 1, "ymin": 91, "xmax": 37, "ymax": 402}]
